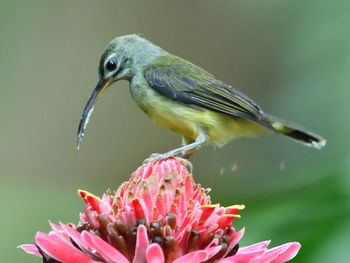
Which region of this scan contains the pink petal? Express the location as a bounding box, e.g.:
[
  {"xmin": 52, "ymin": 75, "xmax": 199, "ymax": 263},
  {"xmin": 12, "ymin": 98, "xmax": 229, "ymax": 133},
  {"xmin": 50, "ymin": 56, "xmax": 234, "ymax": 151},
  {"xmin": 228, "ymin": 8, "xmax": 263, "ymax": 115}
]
[
  {"xmin": 18, "ymin": 244, "xmax": 41, "ymax": 257},
  {"xmin": 199, "ymin": 205, "xmax": 218, "ymax": 225},
  {"xmin": 60, "ymin": 223, "xmax": 86, "ymax": 251},
  {"xmin": 102, "ymin": 193, "xmax": 112, "ymax": 205},
  {"xmin": 172, "ymin": 246, "xmax": 223, "ymax": 263},
  {"xmin": 222, "ymin": 228, "xmax": 245, "ymax": 258},
  {"xmin": 271, "ymin": 242, "xmax": 301, "ymax": 263},
  {"xmin": 155, "ymin": 193, "xmax": 166, "ymax": 216},
  {"xmin": 172, "ymin": 250, "xmax": 209, "ymax": 263},
  {"xmin": 35, "ymin": 232, "xmax": 97, "ymax": 263},
  {"xmin": 139, "ymin": 162, "xmax": 154, "ymax": 180},
  {"xmin": 204, "ymin": 237, "xmax": 220, "ymax": 248},
  {"xmin": 49, "ymin": 221, "xmax": 64, "ymax": 232},
  {"xmin": 49, "ymin": 222, "xmax": 71, "ymax": 241},
  {"xmin": 225, "ymin": 250, "xmax": 265, "ymax": 262},
  {"xmin": 251, "ymin": 243, "xmax": 299, "ymax": 263},
  {"xmin": 133, "ymin": 224, "xmax": 150, "ymax": 263},
  {"xmin": 140, "ymin": 184, "xmax": 152, "ymax": 221},
  {"xmin": 206, "ymin": 245, "xmax": 225, "ymax": 258},
  {"xmin": 81, "ymin": 231, "xmax": 129, "ymax": 263},
  {"xmin": 84, "ymin": 206, "xmax": 99, "ymax": 229},
  {"xmin": 146, "ymin": 243, "xmax": 165, "ymax": 263},
  {"xmin": 238, "ymin": 240, "xmax": 271, "ymax": 253}
]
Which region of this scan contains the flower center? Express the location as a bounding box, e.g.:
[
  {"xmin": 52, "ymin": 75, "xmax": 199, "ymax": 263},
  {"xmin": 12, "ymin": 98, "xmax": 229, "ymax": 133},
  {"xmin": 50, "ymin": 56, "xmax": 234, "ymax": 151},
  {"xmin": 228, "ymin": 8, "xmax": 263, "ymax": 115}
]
[{"xmin": 73, "ymin": 212, "xmax": 239, "ymax": 263}]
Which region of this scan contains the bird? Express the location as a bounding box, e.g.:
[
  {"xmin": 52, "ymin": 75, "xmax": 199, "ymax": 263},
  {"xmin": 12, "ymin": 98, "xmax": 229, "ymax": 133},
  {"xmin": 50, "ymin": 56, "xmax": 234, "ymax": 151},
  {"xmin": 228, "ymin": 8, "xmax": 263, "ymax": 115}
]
[{"xmin": 77, "ymin": 34, "xmax": 326, "ymax": 160}]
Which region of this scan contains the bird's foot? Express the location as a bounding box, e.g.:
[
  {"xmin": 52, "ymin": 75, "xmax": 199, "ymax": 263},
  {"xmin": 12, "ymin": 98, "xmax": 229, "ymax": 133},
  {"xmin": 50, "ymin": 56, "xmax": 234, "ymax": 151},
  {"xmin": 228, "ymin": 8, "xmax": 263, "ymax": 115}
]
[
  {"xmin": 143, "ymin": 153, "xmax": 193, "ymax": 173},
  {"xmin": 142, "ymin": 153, "xmax": 166, "ymax": 165}
]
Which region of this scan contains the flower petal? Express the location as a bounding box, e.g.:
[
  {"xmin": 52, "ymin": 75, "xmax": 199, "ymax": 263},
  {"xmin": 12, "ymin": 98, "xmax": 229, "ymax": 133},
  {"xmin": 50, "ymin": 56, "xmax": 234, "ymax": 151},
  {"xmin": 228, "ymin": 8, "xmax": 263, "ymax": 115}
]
[
  {"xmin": 18, "ymin": 244, "xmax": 41, "ymax": 257},
  {"xmin": 225, "ymin": 250, "xmax": 265, "ymax": 262},
  {"xmin": 172, "ymin": 250, "xmax": 208, "ymax": 263},
  {"xmin": 79, "ymin": 189, "xmax": 111, "ymax": 214},
  {"xmin": 172, "ymin": 246, "xmax": 222, "ymax": 263},
  {"xmin": 81, "ymin": 230, "xmax": 129, "ymax": 263},
  {"xmin": 35, "ymin": 232, "xmax": 97, "ymax": 263},
  {"xmin": 222, "ymin": 228, "xmax": 245, "ymax": 258},
  {"xmin": 133, "ymin": 224, "xmax": 150, "ymax": 263},
  {"xmin": 253, "ymin": 242, "xmax": 301, "ymax": 263},
  {"xmin": 238, "ymin": 240, "xmax": 271, "ymax": 253},
  {"xmin": 270, "ymin": 242, "xmax": 301, "ymax": 263},
  {"xmin": 60, "ymin": 223, "xmax": 87, "ymax": 252},
  {"xmin": 146, "ymin": 243, "xmax": 165, "ymax": 263},
  {"xmin": 132, "ymin": 198, "xmax": 147, "ymax": 220}
]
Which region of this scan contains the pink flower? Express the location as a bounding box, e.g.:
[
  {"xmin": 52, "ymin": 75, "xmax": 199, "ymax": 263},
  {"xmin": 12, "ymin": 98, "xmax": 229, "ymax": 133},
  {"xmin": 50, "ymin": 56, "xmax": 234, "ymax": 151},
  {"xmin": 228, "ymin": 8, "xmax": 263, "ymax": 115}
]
[{"xmin": 19, "ymin": 158, "xmax": 300, "ymax": 262}]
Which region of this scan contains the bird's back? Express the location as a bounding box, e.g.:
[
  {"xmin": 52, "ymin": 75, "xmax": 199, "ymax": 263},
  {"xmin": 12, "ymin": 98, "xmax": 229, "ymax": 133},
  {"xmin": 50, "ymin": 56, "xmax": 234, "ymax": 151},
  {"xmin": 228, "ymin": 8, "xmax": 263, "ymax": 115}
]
[{"xmin": 135, "ymin": 54, "xmax": 325, "ymax": 148}]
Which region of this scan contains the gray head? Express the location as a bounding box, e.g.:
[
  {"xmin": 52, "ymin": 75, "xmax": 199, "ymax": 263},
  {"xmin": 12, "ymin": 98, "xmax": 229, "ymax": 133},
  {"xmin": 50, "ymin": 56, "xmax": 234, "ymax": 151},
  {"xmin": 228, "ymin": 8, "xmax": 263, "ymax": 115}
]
[
  {"xmin": 77, "ymin": 35, "xmax": 165, "ymax": 148},
  {"xmin": 99, "ymin": 34, "xmax": 165, "ymax": 81}
]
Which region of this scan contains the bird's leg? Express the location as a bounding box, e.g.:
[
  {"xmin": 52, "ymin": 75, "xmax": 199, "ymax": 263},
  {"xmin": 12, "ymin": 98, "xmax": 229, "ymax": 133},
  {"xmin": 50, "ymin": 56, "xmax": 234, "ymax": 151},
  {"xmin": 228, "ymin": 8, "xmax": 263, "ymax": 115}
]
[
  {"xmin": 161, "ymin": 132, "xmax": 207, "ymax": 159},
  {"xmin": 143, "ymin": 132, "xmax": 207, "ymax": 170},
  {"xmin": 181, "ymin": 137, "xmax": 201, "ymax": 159}
]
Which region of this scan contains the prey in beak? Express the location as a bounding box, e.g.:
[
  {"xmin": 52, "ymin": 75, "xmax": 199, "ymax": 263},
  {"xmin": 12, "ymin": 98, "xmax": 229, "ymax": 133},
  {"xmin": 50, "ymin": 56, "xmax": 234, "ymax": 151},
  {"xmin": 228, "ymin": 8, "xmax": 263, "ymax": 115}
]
[{"xmin": 77, "ymin": 77, "xmax": 113, "ymax": 149}]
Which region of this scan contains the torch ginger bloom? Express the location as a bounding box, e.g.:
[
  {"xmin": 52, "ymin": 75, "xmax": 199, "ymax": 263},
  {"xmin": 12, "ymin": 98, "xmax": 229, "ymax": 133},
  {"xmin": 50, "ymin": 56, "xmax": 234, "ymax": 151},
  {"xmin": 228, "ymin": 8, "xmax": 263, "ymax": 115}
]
[{"xmin": 19, "ymin": 158, "xmax": 300, "ymax": 262}]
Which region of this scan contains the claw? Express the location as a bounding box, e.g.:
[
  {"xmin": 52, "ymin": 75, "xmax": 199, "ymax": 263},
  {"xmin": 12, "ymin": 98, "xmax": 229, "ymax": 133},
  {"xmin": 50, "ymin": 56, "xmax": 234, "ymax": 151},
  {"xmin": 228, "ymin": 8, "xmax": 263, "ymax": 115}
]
[{"xmin": 143, "ymin": 153, "xmax": 165, "ymax": 165}]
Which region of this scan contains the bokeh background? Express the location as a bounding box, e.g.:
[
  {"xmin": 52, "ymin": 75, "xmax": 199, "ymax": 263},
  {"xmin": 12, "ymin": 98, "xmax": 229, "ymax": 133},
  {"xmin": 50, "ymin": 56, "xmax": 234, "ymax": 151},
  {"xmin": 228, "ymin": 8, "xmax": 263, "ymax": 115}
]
[{"xmin": 1, "ymin": 0, "xmax": 349, "ymax": 262}]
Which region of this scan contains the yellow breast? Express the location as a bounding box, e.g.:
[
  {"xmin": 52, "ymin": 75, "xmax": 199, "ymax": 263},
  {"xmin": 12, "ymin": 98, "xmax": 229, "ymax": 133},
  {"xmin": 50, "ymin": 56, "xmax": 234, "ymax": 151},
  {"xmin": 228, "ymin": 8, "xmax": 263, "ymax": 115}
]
[{"xmin": 131, "ymin": 78, "xmax": 267, "ymax": 146}]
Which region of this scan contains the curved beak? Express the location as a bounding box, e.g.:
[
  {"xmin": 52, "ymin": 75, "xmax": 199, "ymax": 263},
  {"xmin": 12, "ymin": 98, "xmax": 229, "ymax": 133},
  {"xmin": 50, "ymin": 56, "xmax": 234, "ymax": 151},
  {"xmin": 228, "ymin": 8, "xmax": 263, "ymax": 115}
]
[{"xmin": 77, "ymin": 77, "xmax": 113, "ymax": 149}]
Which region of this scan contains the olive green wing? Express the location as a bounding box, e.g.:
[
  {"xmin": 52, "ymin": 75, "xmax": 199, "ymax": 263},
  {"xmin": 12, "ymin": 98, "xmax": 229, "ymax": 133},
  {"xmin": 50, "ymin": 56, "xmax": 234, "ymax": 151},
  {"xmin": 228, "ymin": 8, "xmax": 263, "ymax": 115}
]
[{"xmin": 144, "ymin": 56, "xmax": 273, "ymax": 129}]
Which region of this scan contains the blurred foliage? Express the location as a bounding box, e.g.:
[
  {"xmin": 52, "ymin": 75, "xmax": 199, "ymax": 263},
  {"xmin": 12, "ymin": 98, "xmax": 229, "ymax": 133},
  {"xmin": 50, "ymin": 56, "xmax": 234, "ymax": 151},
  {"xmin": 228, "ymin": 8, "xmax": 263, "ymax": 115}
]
[{"xmin": 0, "ymin": 0, "xmax": 349, "ymax": 262}]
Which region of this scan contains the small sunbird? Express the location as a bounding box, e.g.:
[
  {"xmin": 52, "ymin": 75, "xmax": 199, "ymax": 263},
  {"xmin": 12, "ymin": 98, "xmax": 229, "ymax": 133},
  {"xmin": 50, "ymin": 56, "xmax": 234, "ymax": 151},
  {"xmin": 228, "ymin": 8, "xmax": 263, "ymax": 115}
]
[{"xmin": 77, "ymin": 34, "xmax": 325, "ymax": 159}]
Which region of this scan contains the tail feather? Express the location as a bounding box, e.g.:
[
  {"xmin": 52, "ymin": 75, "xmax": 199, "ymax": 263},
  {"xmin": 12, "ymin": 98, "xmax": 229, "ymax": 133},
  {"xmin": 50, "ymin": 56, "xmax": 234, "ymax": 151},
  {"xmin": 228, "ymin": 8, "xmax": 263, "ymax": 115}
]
[{"xmin": 264, "ymin": 114, "xmax": 326, "ymax": 150}]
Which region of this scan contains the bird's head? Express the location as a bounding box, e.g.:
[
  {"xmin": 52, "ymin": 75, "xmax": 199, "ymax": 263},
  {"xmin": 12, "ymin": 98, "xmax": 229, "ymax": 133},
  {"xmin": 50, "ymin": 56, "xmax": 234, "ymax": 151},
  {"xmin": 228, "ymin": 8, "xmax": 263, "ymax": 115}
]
[{"xmin": 77, "ymin": 34, "xmax": 165, "ymax": 149}]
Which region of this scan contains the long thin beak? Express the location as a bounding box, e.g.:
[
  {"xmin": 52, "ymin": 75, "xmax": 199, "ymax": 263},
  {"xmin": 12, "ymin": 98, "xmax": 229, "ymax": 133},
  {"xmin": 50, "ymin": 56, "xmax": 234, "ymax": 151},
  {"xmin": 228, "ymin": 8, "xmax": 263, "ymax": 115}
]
[{"xmin": 77, "ymin": 77, "xmax": 113, "ymax": 149}]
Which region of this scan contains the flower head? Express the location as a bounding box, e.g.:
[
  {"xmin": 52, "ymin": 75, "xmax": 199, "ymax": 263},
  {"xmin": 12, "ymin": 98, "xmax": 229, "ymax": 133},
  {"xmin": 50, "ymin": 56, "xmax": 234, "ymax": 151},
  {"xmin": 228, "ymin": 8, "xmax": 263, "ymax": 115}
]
[{"xmin": 20, "ymin": 158, "xmax": 300, "ymax": 262}]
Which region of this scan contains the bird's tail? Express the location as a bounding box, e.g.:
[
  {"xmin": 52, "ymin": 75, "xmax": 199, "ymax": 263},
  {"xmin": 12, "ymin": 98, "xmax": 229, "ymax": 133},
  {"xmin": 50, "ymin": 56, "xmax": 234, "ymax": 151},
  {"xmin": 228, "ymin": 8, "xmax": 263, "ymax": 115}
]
[{"xmin": 264, "ymin": 114, "xmax": 326, "ymax": 149}]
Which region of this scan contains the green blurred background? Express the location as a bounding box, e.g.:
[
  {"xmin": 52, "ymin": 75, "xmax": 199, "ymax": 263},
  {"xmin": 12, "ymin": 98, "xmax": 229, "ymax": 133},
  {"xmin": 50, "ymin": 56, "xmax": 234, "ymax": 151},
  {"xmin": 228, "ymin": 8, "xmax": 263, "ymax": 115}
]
[{"xmin": 1, "ymin": 0, "xmax": 349, "ymax": 262}]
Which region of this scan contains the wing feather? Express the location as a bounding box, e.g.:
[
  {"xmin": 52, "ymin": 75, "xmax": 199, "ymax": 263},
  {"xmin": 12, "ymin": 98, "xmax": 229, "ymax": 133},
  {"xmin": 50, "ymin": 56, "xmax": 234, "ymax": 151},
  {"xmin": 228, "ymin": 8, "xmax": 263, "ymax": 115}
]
[{"xmin": 144, "ymin": 56, "xmax": 272, "ymax": 129}]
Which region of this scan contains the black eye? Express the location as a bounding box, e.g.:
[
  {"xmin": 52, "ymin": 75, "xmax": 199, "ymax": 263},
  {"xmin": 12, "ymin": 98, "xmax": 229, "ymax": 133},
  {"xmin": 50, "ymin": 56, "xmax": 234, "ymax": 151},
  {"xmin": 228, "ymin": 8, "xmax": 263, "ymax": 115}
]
[{"xmin": 105, "ymin": 60, "xmax": 117, "ymax": 71}]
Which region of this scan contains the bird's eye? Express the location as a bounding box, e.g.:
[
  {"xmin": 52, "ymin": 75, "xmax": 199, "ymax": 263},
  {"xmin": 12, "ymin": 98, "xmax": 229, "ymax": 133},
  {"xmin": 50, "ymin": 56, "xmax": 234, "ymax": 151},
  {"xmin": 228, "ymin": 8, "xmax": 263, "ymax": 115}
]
[{"xmin": 105, "ymin": 60, "xmax": 117, "ymax": 71}]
